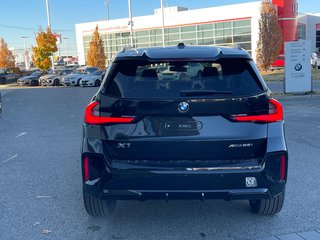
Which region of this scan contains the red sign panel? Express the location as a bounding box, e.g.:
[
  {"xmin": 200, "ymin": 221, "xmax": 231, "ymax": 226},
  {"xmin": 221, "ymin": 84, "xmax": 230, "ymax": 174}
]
[
  {"xmin": 54, "ymin": 34, "xmax": 61, "ymax": 44},
  {"xmin": 316, "ymin": 24, "xmax": 320, "ymax": 31}
]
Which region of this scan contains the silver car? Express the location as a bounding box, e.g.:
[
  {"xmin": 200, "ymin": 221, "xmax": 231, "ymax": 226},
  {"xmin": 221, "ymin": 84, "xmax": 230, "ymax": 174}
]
[
  {"xmin": 311, "ymin": 52, "xmax": 320, "ymax": 69},
  {"xmin": 62, "ymin": 67, "xmax": 99, "ymax": 86},
  {"xmin": 39, "ymin": 69, "xmax": 73, "ymax": 86}
]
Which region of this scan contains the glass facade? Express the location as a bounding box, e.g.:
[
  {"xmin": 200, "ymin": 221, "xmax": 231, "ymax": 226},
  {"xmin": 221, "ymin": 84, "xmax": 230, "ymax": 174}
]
[
  {"xmin": 297, "ymin": 24, "xmax": 306, "ymax": 40},
  {"xmin": 317, "ymin": 26, "xmax": 320, "ymax": 50},
  {"xmin": 83, "ymin": 19, "xmax": 252, "ymax": 64}
]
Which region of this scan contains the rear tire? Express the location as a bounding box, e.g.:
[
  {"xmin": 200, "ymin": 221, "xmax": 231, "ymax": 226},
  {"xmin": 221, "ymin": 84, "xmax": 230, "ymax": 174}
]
[
  {"xmin": 94, "ymin": 79, "xmax": 100, "ymax": 87},
  {"xmin": 53, "ymin": 79, "xmax": 59, "ymax": 86},
  {"xmin": 83, "ymin": 188, "xmax": 116, "ymax": 217},
  {"xmin": 249, "ymin": 189, "xmax": 285, "ymax": 215},
  {"xmin": 0, "ymin": 77, "xmax": 6, "ymax": 84},
  {"xmin": 31, "ymin": 80, "xmax": 37, "ymax": 86}
]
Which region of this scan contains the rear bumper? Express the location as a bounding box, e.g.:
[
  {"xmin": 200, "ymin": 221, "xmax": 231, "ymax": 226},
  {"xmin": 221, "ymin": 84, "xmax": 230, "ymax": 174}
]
[
  {"xmin": 82, "ymin": 156, "xmax": 287, "ymax": 201},
  {"xmin": 85, "ymin": 186, "xmax": 273, "ymax": 201}
]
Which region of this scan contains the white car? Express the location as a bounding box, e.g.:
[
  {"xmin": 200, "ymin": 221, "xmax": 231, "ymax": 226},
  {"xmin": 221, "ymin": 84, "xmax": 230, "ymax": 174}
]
[
  {"xmin": 159, "ymin": 62, "xmax": 203, "ymax": 80},
  {"xmin": 80, "ymin": 71, "xmax": 105, "ymax": 87},
  {"xmin": 62, "ymin": 67, "xmax": 99, "ymax": 86},
  {"xmin": 311, "ymin": 52, "xmax": 320, "ymax": 69},
  {"xmin": 39, "ymin": 69, "xmax": 73, "ymax": 86}
]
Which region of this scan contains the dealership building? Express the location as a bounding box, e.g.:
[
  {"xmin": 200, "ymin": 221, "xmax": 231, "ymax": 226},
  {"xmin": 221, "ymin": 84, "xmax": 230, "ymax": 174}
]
[{"xmin": 75, "ymin": 0, "xmax": 320, "ymax": 65}]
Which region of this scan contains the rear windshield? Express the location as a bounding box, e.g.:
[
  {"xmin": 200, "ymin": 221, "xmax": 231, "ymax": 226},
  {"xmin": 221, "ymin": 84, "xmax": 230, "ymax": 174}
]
[{"xmin": 104, "ymin": 59, "xmax": 264, "ymax": 99}]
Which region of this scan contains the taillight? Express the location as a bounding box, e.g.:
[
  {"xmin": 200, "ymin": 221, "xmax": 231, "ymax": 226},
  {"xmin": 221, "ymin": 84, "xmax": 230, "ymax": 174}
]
[
  {"xmin": 83, "ymin": 156, "xmax": 90, "ymax": 181},
  {"xmin": 232, "ymin": 99, "xmax": 283, "ymax": 123},
  {"xmin": 84, "ymin": 101, "xmax": 134, "ymax": 125},
  {"xmin": 280, "ymin": 154, "xmax": 286, "ymax": 180}
]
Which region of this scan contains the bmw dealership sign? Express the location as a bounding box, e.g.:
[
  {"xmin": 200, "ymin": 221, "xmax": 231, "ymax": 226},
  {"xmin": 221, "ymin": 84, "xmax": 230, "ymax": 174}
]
[{"xmin": 284, "ymin": 40, "xmax": 312, "ymax": 93}]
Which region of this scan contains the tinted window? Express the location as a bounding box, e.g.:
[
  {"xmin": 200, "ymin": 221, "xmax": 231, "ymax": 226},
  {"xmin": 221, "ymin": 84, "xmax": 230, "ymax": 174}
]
[
  {"xmin": 86, "ymin": 68, "xmax": 98, "ymax": 73},
  {"xmin": 30, "ymin": 72, "xmax": 42, "ymax": 77},
  {"xmin": 92, "ymin": 71, "xmax": 103, "ymax": 76},
  {"xmin": 7, "ymin": 68, "xmax": 19, "ymax": 74},
  {"xmin": 104, "ymin": 59, "xmax": 263, "ymax": 99}
]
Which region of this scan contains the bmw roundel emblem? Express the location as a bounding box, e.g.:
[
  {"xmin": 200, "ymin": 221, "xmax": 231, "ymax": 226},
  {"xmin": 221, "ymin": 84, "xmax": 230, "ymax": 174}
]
[
  {"xmin": 178, "ymin": 102, "xmax": 189, "ymax": 112},
  {"xmin": 294, "ymin": 63, "xmax": 302, "ymax": 71}
]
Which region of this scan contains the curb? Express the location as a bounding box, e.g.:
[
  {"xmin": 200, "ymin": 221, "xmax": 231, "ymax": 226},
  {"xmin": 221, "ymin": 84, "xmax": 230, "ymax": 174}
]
[{"xmin": 274, "ymin": 91, "xmax": 320, "ymax": 100}]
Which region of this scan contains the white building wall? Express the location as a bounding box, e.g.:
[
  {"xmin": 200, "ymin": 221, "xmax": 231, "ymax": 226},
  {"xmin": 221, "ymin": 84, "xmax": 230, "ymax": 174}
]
[
  {"xmin": 298, "ymin": 14, "xmax": 320, "ymax": 52},
  {"xmin": 75, "ymin": 1, "xmax": 261, "ymax": 65},
  {"xmin": 307, "ymin": 14, "xmax": 320, "ymax": 52}
]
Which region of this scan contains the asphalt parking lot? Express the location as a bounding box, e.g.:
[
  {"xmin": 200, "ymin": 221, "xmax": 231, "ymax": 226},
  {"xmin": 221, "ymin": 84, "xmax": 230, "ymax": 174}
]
[{"xmin": 0, "ymin": 87, "xmax": 320, "ymax": 240}]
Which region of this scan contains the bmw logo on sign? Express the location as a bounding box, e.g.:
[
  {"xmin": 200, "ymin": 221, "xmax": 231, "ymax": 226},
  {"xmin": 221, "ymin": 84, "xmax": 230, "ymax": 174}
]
[
  {"xmin": 178, "ymin": 102, "xmax": 189, "ymax": 112},
  {"xmin": 294, "ymin": 63, "xmax": 303, "ymax": 71}
]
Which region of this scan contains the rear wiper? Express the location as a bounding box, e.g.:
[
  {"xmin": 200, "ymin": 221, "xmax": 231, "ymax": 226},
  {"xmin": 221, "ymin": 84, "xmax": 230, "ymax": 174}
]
[{"xmin": 180, "ymin": 90, "xmax": 233, "ymax": 97}]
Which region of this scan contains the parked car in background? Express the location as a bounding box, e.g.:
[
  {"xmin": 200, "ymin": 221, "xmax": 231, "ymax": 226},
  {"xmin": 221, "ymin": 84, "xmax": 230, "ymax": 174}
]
[
  {"xmin": 17, "ymin": 71, "xmax": 46, "ymax": 86},
  {"xmin": 81, "ymin": 44, "xmax": 288, "ymax": 216},
  {"xmin": 21, "ymin": 69, "xmax": 38, "ymax": 77},
  {"xmin": 0, "ymin": 67, "xmax": 22, "ymax": 84},
  {"xmin": 62, "ymin": 67, "xmax": 99, "ymax": 86},
  {"xmin": 270, "ymin": 55, "xmax": 285, "ymax": 71},
  {"xmin": 39, "ymin": 69, "xmax": 73, "ymax": 86},
  {"xmin": 311, "ymin": 52, "xmax": 320, "ymax": 69},
  {"xmin": 64, "ymin": 64, "xmax": 79, "ymax": 70},
  {"xmin": 80, "ymin": 70, "xmax": 105, "ymax": 87},
  {"xmin": 159, "ymin": 62, "xmax": 203, "ymax": 80},
  {"xmin": 54, "ymin": 58, "xmax": 65, "ymax": 66}
]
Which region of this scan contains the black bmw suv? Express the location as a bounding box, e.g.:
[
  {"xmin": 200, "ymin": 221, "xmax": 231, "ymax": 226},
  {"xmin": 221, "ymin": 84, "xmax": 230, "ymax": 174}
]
[{"xmin": 81, "ymin": 44, "xmax": 288, "ymax": 216}]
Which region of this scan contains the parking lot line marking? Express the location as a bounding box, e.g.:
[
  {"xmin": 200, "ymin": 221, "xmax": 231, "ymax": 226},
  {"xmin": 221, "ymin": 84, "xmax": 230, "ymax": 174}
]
[
  {"xmin": 2, "ymin": 154, "xmax": 18, "ymax": 163},
  {"xmin": 36, "ymin": 195, "xmax": 54, "ymax": 199},
  {"xmin": 16, "ymin": 132, "xmax": 27, "ymax": 138}
]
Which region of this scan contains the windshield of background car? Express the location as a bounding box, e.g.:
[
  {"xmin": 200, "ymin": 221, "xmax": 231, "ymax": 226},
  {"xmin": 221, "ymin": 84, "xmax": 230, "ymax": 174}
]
[
  {"xmin": 0, "ymin": 68, "xmax": 7, "ymax": 74},
  {"xmin": 73, "ymin": 69, "xmax": 84, "ymax": 74},
  {"xmin": 30, "ymin": 72, "xmax": 42, "ymax": 77},
  {"xmin": 86, "ymin": 68, "xmax": 98, "ymax": 73},
  {"xmin": 104, "ymin": 59, "xmax": 264, "ymax": 99},
  {"xmin": 61, "ymin": 70, "xmax": 72, "ymax": 75},
  {"xmin": 92, "ymin": 71, "xmax": 102, "ymax": 76}
]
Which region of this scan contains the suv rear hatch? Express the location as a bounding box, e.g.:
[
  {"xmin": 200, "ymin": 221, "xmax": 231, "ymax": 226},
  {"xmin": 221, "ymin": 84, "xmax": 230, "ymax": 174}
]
[{"xmin": 88, "ymin": 59, "xmax": 279, "ymax": 168}]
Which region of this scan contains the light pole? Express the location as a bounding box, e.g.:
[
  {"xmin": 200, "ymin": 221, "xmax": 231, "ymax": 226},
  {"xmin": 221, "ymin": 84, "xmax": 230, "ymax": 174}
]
[
  {"xmin": 104, "ymin": 0, "xmax": 110, "ymax": 20},
  {"xmin": 45, "ymin": 0, "xmax": 51, "ymax": 29},
  {"xmin": 63, "ymin": 37, "xmax": 69, "ymax": 65},
  {"xmin": 45, "ymin": 0, "xmax": 55, "ymax": 70},
  {"xmin": 128, "ymin": 0, "xmax": 134, "ymax": 47},
  {"xmin": 161, "ymin": 0, "xmax": 165, "ymax": 47},
  {"xmin": 21, "ymin": 36, "xmax": 29, "ymax": 70}
]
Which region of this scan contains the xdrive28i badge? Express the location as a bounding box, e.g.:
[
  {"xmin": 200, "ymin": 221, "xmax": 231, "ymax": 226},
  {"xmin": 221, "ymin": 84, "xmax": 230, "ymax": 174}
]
[{"xmin": 178, "ymin": 102, "xmax": 189, "ymax": 112}]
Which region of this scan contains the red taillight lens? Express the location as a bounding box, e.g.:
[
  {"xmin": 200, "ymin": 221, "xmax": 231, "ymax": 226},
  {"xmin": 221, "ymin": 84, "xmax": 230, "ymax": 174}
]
[
  {"xmin": 280, "ymin": 154, "xmax": 286, "ymax": 180},
  {"xmin": 83, "ymin": 156, "xmax": 90, "ymax": 181},
  {"xmin": 232, "ymin": 99, "xmax": 283, "ymax": 123},
  {"xmin": 84, "ymin": 101, "xmax": 134, "ymax": 125}
]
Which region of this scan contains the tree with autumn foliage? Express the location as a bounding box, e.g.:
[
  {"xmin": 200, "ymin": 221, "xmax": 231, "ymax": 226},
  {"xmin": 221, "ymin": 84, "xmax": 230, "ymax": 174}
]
[
  {"xmin": 86, "ymin": 26, "xmax": 106, "ymax": 70},
  {"xmin": 0, "ymin": 38, "xmax": 15, "ymax": 68},
  {"xmin": 32, "ymin": 27, "xmax": 57, "ymax": 71},
  {"xmin": 256, "ymin": 0, "xmax": 283, "ymax": 71}
]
